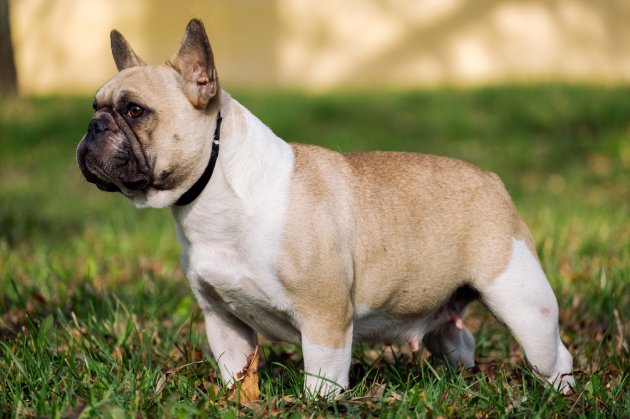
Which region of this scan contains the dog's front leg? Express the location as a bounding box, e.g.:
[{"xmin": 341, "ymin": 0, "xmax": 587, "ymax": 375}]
[
  {"xmin": 301, "ymin": 321, "xmax": 353, "ymax": 398},
  {"xmin": 202, "ymin": 308, "xmax": 257, "ymax": 386}
]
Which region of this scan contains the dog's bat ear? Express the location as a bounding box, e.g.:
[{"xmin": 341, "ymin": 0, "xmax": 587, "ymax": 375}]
[
  {"xmin": 169, "ymin": 19, "xmax": 218, "ymax": 110},
  {"xmin": 111, "ymin": 30, "xmax": 146, "ymax": 71}
]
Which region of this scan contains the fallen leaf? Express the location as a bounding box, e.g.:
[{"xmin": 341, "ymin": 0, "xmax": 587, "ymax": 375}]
[
  {"xmin": 364, "ymin": 382, "xmax": 386, "ymax": 400},
  {"xmin": 385, "ymin": 390, "xmax": 403, "ymax": 402},
  {"xmin": 227, "ymin": 346, "xmax": 261, "ymax": 404},
  {"xmin": 155, "ymin": 374, "xmax": 167, "ymax": 396},
  {"xmin": 202, "ymin": 379, "xmax": 219, "ymax": 394}
]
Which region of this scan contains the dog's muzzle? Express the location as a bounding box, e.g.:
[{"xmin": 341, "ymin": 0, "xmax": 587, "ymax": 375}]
[{"xmin": 77, "ymin": 112, "xmax": 152, "ymax": 193}]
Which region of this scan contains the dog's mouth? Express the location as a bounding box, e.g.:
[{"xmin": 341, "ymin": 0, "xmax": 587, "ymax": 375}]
[
  {"xmin": 76, "ymin": 146, "xmax": 115, "ymax": 192},
  {"xmin": 81, "ymin": 153, "xmax": 151, "ymax": 193}
]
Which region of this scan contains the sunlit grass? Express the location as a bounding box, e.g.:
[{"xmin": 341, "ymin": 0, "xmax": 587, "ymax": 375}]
[{"xmin": 1, "ymin": 85, "xmax": 629, "ymax": 416}]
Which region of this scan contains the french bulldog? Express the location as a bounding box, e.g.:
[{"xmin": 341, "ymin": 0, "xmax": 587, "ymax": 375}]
[{"xmin": 76, "ymin": 19, "xmax": 574, "ymax": 396}]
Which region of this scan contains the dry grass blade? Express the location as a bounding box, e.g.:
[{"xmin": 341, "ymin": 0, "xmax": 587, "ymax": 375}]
[
  {"xmin": 155, "ymin": 360, "xmax": 205, "ymax": 396},
  {"xmin": 613, "ymin": 309, "xmax": 628, "ymax": 354}
]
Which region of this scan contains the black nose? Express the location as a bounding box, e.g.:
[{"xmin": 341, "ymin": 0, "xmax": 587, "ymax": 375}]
[
  {"xmin": 89, "ymin": 117, "xmax": 109, "ymax": 134},
  {"xmin": 88, "ymin": 112, "xmax": 120, "ymax": 136}
]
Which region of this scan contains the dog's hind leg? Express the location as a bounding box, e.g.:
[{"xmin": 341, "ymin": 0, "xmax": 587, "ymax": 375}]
[
  {"xmin": 422, "ymin": 322, "xmax": 476, "ymax": 368},
  {"xmin": 478, "ymin": 237, "xmax": 574, "ymax": 394},
  {"xmin": 422, "ymin": 287, "xmax": 478, "ymax": 368}
]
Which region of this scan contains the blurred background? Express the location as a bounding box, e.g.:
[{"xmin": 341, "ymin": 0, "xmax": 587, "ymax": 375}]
[{"xmin": 5, "ymin": 0, "xmax": 630, "ymax": 94}]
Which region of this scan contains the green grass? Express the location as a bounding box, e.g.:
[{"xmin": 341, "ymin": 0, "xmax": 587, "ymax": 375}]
[{"xmin": 1, "ymin": 85, "xmax": 629, "ymax": 417}]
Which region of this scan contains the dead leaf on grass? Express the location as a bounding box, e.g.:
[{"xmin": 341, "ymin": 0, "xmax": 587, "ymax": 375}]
[
  {"xmin": 267, "ymin": 395, "xmax": 302, "ymax": 416},
  {"xmin": 385, "ymin": 389, "xmax": 403, "ymax": 402},
  {"xmin": 351, "ymin": 381, "xmax": 386, "ymax": 402},
  {"xmin": 202, "ymin": 378, "xmax": 220, "ymax": 397},
  {"xmin": 0, "ymin": 292, "xmax": 47, "ymax": 330},
  {"xmin": 155, "ymin": 374, "xmax": 167, "ymax": 396},
  {"xmin": 226, "ymin": 345, "xmax": 261, "ymax": 405},
  {"xmin": 365, "ymin": 382, "xmax": 386, "ymax": 399}
]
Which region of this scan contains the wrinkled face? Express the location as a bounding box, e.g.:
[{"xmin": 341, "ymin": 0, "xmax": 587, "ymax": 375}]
[
  {"xmin": 77, "ymin": 19, "xmax": 219, "ymax": 208},
  {"xmin": 76, "ymin": 65, "xmax": 214, "ymax": 208}
]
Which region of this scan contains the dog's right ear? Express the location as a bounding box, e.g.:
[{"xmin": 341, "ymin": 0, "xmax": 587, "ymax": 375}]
[
  {"xmin": 169, "ymin": 19, "xmax": 218, "ymax": 110},
  {"xmin": 110, "ymin": 30, "xmax": 146, "ymax": 71}
]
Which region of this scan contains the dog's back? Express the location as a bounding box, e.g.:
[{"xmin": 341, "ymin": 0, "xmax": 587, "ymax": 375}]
[{"xmin": 280, "ymin": 143, "xmax": 529, "ymax": 315}]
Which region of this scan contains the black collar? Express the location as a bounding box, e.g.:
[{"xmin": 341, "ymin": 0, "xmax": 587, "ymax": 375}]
[{"xmin": 174, "ymin": 111, "xmax": 222, "ymax": 206}]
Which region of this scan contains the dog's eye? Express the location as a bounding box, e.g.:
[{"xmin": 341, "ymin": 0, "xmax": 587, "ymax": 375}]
[
  {"xmin": 126, "ymin": 104, "xmax": 144, "ymax": 118},
  {"xmin": 92, "ymin": 100, "xmax": 97, "ymax": 110}
]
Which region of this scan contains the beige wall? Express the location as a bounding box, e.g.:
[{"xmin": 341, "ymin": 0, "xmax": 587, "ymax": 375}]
[{"xmin": 10, "ymin": 0, "xmax": 630, "ymax": 95}]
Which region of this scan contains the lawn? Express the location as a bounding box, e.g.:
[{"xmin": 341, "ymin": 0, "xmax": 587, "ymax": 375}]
[{"xmin": 1, "ymin": 85, "xmax": 629, "ymax": 417}]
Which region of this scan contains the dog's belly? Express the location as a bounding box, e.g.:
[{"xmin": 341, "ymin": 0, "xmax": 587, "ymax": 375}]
[
  {"xmin": 222, "ymin": 291, "xmax": 445, "ymax": 347},
  {"xmin": 353, "ymin": 307, "xmax": 432, "ymax": 344},
  {"xmin": 352, "ymin": 284, "xmax": 478, "ymax": 344}
]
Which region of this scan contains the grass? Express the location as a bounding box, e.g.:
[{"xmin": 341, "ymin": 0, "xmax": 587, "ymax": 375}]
[{"xmin": 1, "ymin": 85, "xmax": 629, "ymax": 417}]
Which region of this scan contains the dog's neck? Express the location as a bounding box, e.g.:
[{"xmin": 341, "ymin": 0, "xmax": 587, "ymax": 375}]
[
  {"xmin": 174, "ymin": 111, "xmax": 222, "ymax": 206},
  {"xmin": 171, "ymin": 90, "xmax": 295, "ymax": 246}
]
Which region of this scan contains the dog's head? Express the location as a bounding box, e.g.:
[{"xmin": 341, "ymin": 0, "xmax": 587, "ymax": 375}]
[{"xmin": 76, "ymin": 19, "xmax": 220, "ymax": 208}]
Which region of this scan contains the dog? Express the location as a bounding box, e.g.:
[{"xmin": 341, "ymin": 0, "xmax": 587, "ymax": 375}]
[{"xmin": 76, "ymin": 19, "xmax": 574, "ymax": 396}]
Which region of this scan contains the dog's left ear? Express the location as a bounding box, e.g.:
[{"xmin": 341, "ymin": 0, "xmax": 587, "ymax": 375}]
[{"xmin": 170, "ymin": 19, "xmax": 218, "ymax": 110}]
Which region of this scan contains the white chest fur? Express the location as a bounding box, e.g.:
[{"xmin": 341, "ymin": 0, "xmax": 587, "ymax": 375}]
[{"xmin": 172, "ymin": 97, "xmax": 299, "ymax": 343}]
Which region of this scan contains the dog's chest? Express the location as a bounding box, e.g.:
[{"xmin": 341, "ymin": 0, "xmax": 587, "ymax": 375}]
[
  {"xmin": 182, "ymin": 239, "xmax": 301, "ymax": 343},
  {"xmin": 174, "ymin": 146, "xmax": 300, "ymax": 343}
]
